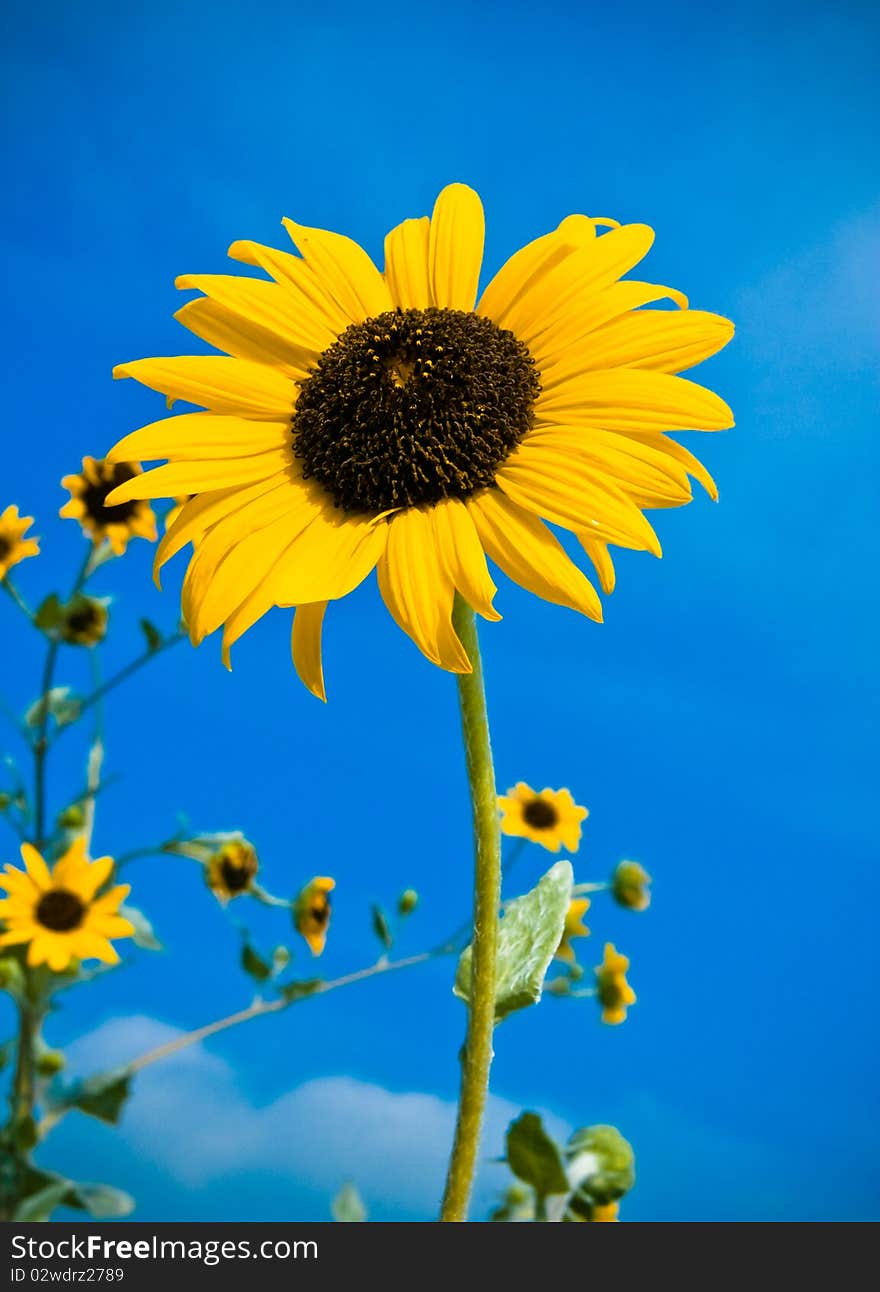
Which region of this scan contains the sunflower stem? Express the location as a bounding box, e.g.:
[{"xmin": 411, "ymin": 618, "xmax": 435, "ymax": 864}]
[{"xmin": 439, "ymin": 597, "xmax": 501, "ymax": 1222}]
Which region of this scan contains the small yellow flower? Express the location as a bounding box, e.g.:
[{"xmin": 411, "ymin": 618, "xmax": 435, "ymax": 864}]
[
  {"xmin": 59, "ymin": 595, "xmax": 109, "ymax": 647},
  {"xmin": 294, "ymin": 876, "xmax": 335, "ymax": 956},
  {"xmin": 589, "ymin": 1201, "xmax": 620, "ymax": 1222},
  {"xmin": 205, "ymin": 840, "xmax": 258, "ymax": 902},
  {"xmin": 556, "ymin": 897, "xmax": 591, "ymax": 961},
  {"xmin": 60, "ymin": 458, "xmax": 157, "ymax": 555},
  {"xmin": 498, "ymin": 782, "xmax": 588, "ymax": 852},
  {"xmin": 611, "ymin": 860, "xmax": 652, "ymax": 911},
  {"xmin": 595, "ymin": 942, "xmax": 636, "ymax": 1025},
  {"xmin": 0, "ymin": 506, "xmax": 39, "ymax": 580},
  {"xmin": 0, "ymin": 839, "xmax": 133, "ymax": 972}
]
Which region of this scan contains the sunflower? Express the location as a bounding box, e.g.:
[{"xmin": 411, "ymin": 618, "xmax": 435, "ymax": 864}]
[
  {"xmin": 498, "ymin": 782, "xmax": 588, "ymax": 852},
  {"xmin": 60, "ymin": 457, "xmax": 157, "ymax": 555},
  {"xmin": 556, "ymin": 896, "xmax": 591, "ymax": 961},
  {"xmin": 0, "ymin": 839, "xmax": 133, "ymax": 972},
  {"xmin": 58, "ymin": 594, "xmax": 109, "ymax": 647},
  {"xmin": 102, "ymin": 185, "xmax": 733, "ymax": 698},
  {"xmin": 293, "ymin": 876, "xmax": 334, "ymax": 956},
  {"xmin": 0, "ymin": 506, "xmax": 39, "ymax": 579},
  {"xmin": 205, "ymin": 839, "xmax": 258, "ymax": 902},
  {"xmin": 595, "ymin": 942, "xmax": 636, "ymax": 1025}
]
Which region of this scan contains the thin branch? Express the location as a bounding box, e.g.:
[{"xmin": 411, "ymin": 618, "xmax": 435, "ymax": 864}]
[{"xmin": 55, "ymin": 631, "xmax": 186, "ymax": 739}]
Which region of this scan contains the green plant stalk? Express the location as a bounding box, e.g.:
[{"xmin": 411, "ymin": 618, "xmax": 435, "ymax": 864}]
[{"xmin": 440, "ymin": 598, "xmax": 502, "ymax": 1222}]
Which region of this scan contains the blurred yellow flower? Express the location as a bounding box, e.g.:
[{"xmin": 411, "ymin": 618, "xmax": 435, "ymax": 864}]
[
  {"xmin": 498, "ymin": 782, "xmax": 588, "ymax": 852},
  {"xmin": 0, "ymin": 839, "xmax": 133, "ymax": 972},
  {"xmin": 556, "ymin": 897, "xmax": 590, "ymax": 961},
  {"xmin": 595, "ymin": 942, "xmax": 636, "ymax": 1025},
  {"xmin": 206, "ymin": 840, "xmax": 258, "ymax": 902},
  {"xmin": 59, "ymin": 595, "xmax": 109, "ymax": 647},
  {"xmin": 0, "ymin": 506, "xmax": 39, "ymax": 579},
  {"xmin": 60, "ymin": 457, "xmax": 157, "ymax": 555},
  {"xmin": 104, "ymin": 184, "xmax": 732, "ymax": 697},
  {"xmin": 589, "ymin": 1201, "xmax": 620, "ymax": 1222},
  {"xmin": 294, "ymin": 876, "xmax": 335, "ymax": 956}
]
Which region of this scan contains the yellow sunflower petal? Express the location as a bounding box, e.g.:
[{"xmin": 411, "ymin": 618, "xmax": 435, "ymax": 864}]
[
  {"xmin": 530, "ymin": 279, "xmax": 690, "ymax": 370},
  {"xmin": 384, "ymin": 216, "xmax": 432, "ymax": 310},
  {"xmin": 523, "ymin": 427, "xmax": 692, "ymax": 505},
  {"xmin": 467, "ymin": 490, "xmax": 603, "ymax": 620},
  {"xmin": 113, "ymin": 357, "xmax": 296, "ymax": 421},
  {"xmin": 107, "ymin": 412, "xmax": 288, "ymax": 464},
  {"xmin": 176, "ymin": 273, "xmax": 328, "ymax": 358},
  {"xmin": 174, "ymin": 298, "xmax": 312, "ymax": 377},
  {"xmin": 269, "ymin": 508, "xmax": 389, "ymax": 607},
  {"xmin": 227, "ymin": 238, "xmax": 352, "ymax": 336},
  {"xmin": 281, "ymin": 219, "xmax": 393, "ymax": 323},
  {"xmin": 291, "ymin": 602, "xmax": 328, "ymax": 702},
  {"xmin": 20, "ymin": 844, "xmax": 52, "ymax": 890},
  {"xmin": 428, "ymin": 184, "xmax": 485, "ymax": 311},
  {"xmin": 153, "ymin": 475, "xmax": 291, "ymax": 585},
  {"xmin": 477, "ymin": 216, "xmax": 602, "ymax": 325},
  {"xmin": 535, "ymin": 369, "xmax": 734, "ymax": 434},
  {"xmin": 105, "ymin": 450, "xmax": 294, "ymax": 504},
  {"xmin": 577, "ymin": 536, "xmax": 616, "ymax": 594},
  {"xmin": 377, "ymin": 508, "xmax": 471, "ymax": 671},
  {"xmin": 563, "ymin": 309, "xmax": 735, "ymax": 375},
  {"xmin": 496, "ymin": 445, "xmax": 663, "ymax": 553},
  {"xmin": 432, "ymin": 498, "xmax": 501, "ymax": 622}
]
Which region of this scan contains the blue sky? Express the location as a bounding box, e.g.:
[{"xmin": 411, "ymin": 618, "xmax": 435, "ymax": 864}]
[{"xmin": 1, "ymin": 0, "xmax": 878, "ymax": 1220}]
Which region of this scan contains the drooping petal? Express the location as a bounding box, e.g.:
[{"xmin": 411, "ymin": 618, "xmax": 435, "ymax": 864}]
[
  {"xmin": 269, "ymin": 509, "xmax": 389, "ymax": 607},
  {"xmin": 153, "ymin": 475, "xmax": 292, "ymax": 585},
  {"xmin": 384, "ymin": 216, "xmax": 432, "ymax": 310},
  {"xmin": 577, "ymin": 536, "xmax": 616, "ymax": 594},
  {"xmin": 496, "ymin": 444, "xmax": 663, "ymax": 554},
  {"xmin": 428, "ymin": 184, "xmax": 485, "ymax": 311},
  {"xmin": 291, "ymin": 602, "xmax": 328, "ymax": 701},
  {"xmin": 112, "ymin": 357, "xmax": 297, "ymax": 420},
  {"xmin": 523, "ymin": 426, "xmax": 693, "ymax": 504},
  {"xmin": 377, "ymin": 508, "xmax": 471, "ymax": 671},
  {"xmin": 467, "ymin": 490, "xmax": 603, "ymax": 620},
  {"xmin": 431, "ymin": 498, "xmax": 501, "ymax": 621}
]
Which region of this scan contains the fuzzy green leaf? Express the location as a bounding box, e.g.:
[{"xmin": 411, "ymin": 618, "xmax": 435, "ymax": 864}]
[
  {"xmin": 14, "ymin": 1182, "xmax": 72, "ymax": 1222},
  {"xmin": 454, "ymin": 860, "xmax": 573, "ymax": 1023},
  {"xmin": 24, "ymin": 687, "xmax": 81, "ymax": 730},
  {"xmin": 120, "ymin": 904, "xmax": 162, "ymax": 952},
  {"xmin": 53, "ymin": 1068, "xmax": 132, "ymax": 1125},
  {"xmin": 565, "ymin": 1124, "xmax": 635, "ymax": 1204},
  {"xmin": 371, "ymin": 905, "xmax": 393, "ymax": 951},
  {"xmin": 33, "ymin": 594, "xmax": 63, "ymax": 632},
  {"xmin": 140, "ymin": 619, "xmax": 163, "ymax": 652},
  {"xmin": 72, "ymin": 1183, "xmax": 135, "ymax": 1218},
  {"xmin": 279, "ymin": 978, "xmax": 323, "ymax": 1002},
  {"xmin": 241, "ymin": 944, "xmax": 272, "ymax": 982}
]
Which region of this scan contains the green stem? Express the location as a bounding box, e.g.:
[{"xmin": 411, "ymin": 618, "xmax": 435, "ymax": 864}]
[
  {"xmin": 53, "ymin": 631, "xmax": 186, "ymax": 742},
  {"xmin": 439, "ymin": 598, "xmax": 502, "ymax": 1223},
  {"xmin": 10, "ymin": 1000, "xmax": 39, "ymax": 1127}
]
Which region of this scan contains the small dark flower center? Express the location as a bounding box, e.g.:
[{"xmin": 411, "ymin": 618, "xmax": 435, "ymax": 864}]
[
  {"xmin": 66, "ymin": 605, "xmax": 99, "ymax": 634},
  {"xmin": 292, "ymin": 308, "xmax": 540, "ymax": 513},
  {"xmin": 36, "ymin": 888, "xmax": 85, "ymax": 932},
  {"xmin": 0, "ymin": 536, "xmax": 11, "ymax": 561},
  {"xmin": 523, "ymin": 798, "xmax": 559, "ymax": 830},
  {"xmin": 308, "ymin": 900, "xmax": 330, "ymax": 929},
  {"xmin": 83, "ymin": 464, "xmax": 141, "ymax": 524},
  {"xmin": 220, "ymin": 858, "xmax": 253, "ymax": 893}
]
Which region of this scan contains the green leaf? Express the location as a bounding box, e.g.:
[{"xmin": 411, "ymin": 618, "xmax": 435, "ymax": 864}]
[
  {"xmin": 505, "ymin": 1112, "xmax": 570, "ymax": 1197},
  {"xmin": 33, "ymin": 594, "xmax": 64, "ymax": 632},
  {"xmin": 565, "ymin": 1124, "xmax": 635, "ymax": 1204},
  {"xmin": 279, "ymin": 978, "xmax": 323, "ymax": 1002},
  {"xmin": 331, "ymin": 1181, "xmax": 367, "ymax": 1222},
  {"xmin": 13, "ymin": 1115, "xmax": 38, "ymax": 1153},
  {"xmin": 14, "ymin": 1182, "xmax": 73, "ymax": 1222},
  {"xmin": 120, "ymin": 904, "xmax": 162, "ymax": 951},
  {"xmin": 140, "ymin": 618, "xmax": 163, "ymax": 652},
  {"xmin": 241, "ymin": 944, "xmax": 272, "ymax": 982},
  {"xmin": 71, "ymin": 1182, "xmax": 135, "ymax": 1219},
  {"xmin": 24, "ymin": 687, "xmax": 81, "ymax": 730},
  {"xmin": 454, "ymin": 860, "xmax": 573, "ymax": 1023},
  {"xmin": 371, "ymin": 904, "xmax": 393, "ymax": 951},
  {"xmin": 52, "ymin": 1067, "xmax": 132, "ymax": 1125}
]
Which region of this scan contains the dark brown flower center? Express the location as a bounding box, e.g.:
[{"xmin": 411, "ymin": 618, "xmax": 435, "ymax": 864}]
[
  {"xmin": 523, "ymin": 798, "xmax": 559, "ymax": 830},
  {"xmin": 82, "ymin": 463, "xmax": 141, "ymax": 525},
  {"xmin": 308, "ymin": 899, "xmax": 329, "ymax": 929},
  {"xmin": 0, "ymin": 535, "xmax": 11, "ymax": 561},
  {"xmin": 292, "ymin": 307, "xmax": 540, "ymax": 513},
  {"xmin": 36, "ymin": 888, "xmax": 85, "ymax": 932},
  {"xmin": 220, "ymin": 858, "xmax": 253, "ymax": 893}
]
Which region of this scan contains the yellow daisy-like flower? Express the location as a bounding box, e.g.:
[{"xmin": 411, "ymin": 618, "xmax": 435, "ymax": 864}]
[
  {"xmin": 0, "ymin": 838, "xmax": 133, "ymax": 972},
  {"xmin": 556, "ymin": 896, "xmax": 591, "ymax": 961},
  {"xmin": 60, "ymin": 457, "xmax": 157, "ymax": 555},
  {"xmin": 205, "ymin": 840, "xmax": 258, "ymax": 902},
  {"xmin": 293, "ymin": 876, "xmax": 335, "ymax": 956},
  {"xmin": 0, "ymin": 506, "xmax": 40, "ymax": 579},
  {"xmin": 595, "ymin": 942, "xmax": 636, "ymax": 1025},
  {"xmin": 103, "ymin": 184, "xmax": 733, "ymax": 699},
  {"xmin": 498, "ymin": 782, "xmax": 588, "ymax": 852},
  {"xmin": 589, "ymin": 1201, "xmax": 620, "ymax": 1222},
  {"xmin": 59, "ymin": 595, "xmax": 109, "ymax": 647}
]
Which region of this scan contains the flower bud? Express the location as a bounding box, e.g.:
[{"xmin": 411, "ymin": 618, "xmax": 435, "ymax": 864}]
[
  {"xmin": 205, "ymin": 840, "xmax": 259, "ymax": 903},
  {"xmin": 36, "ymin": 1049, "xmax": 66, "ymax": 1077},
  {"xmin": 397, "ymin": 888, "xmax": 419, "ymax": 916},
  {"xmin": 611, "ymin": 860, "xmax": 651, "ymax": 911},
  {"xmin": 59, "ymin": 594, "xmax": 109, "ymax": 647}
]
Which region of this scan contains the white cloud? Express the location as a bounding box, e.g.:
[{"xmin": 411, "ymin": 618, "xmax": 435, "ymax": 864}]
[{"xmin": 66, "ymin": 1016, "xmax": 568, "ymax": 1218}]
